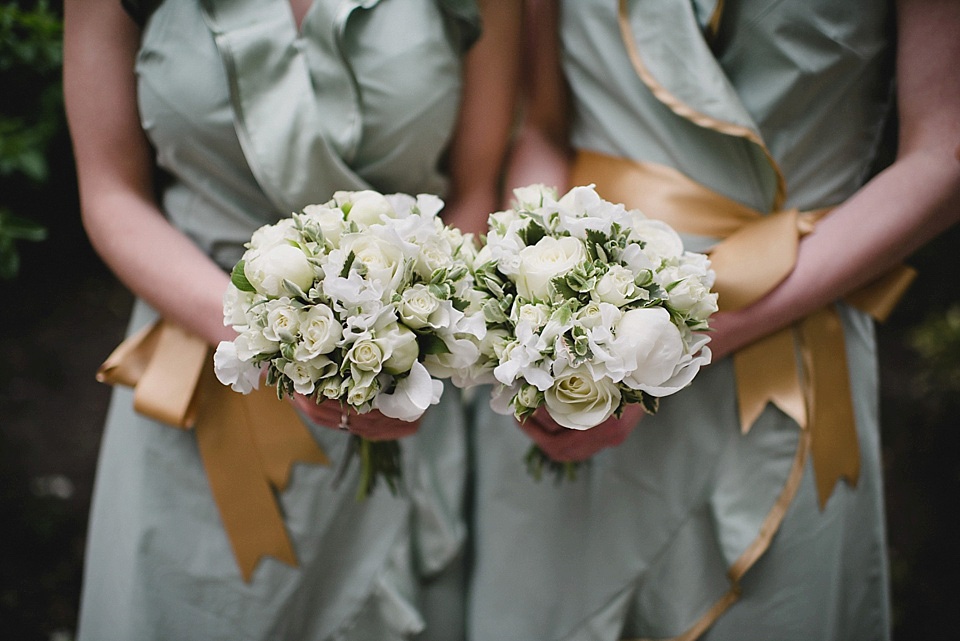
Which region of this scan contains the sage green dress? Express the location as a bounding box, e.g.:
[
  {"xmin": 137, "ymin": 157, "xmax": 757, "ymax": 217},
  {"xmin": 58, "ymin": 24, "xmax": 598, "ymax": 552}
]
[
  {"xmin": 468, "ymin": 1, "xmax": 893, "ymax": 639},
  {"xmin": 77, "ymin": 1, "xmax": 477, "ymax": 639}
]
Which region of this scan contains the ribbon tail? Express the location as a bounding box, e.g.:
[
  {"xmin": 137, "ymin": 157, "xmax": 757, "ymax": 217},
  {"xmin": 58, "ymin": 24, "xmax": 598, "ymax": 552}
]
[
  {"xmin": 242, "ymin": 390, "xmax": 330, "ymax": 491},
  {"xmin": 195, "ymin": 366, "xmax": 298, "ymax": 582},
  {"xmin": 96, "ymin": 320, "xmax": 164, "ymax": 388},
  {"xmin": 733, "ymin": 326, "xmax": 807, "ymax": 435},
  {"xmin": 799, "ymin": 306, "xmax": 860, "ymax": 510},
  {"xmin": 845, "ymin": 265, "xmax": 917, "ymax": 323}
]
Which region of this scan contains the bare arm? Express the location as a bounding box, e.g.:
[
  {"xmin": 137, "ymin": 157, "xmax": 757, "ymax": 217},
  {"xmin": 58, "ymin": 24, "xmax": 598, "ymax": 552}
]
[
  {"xmin": 441, "ymin": 0, "xmax": 523, "ymax": 237},
  {"xmin": 502, "ymin": 0, "xmax": 571, "ymax": 197},
  {"xmin": 708, "ymin": 0, "xmax": 960, "ymax": 360},
  {"xmin": 64, "ymin": 0, "xmax": 232, "ymax": 347}
]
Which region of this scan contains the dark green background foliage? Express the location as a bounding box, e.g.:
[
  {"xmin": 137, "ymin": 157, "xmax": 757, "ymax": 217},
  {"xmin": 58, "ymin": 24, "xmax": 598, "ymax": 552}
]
[{"xmin": 0, "ymin": 1, "xmax": 957, "ymax": 638}]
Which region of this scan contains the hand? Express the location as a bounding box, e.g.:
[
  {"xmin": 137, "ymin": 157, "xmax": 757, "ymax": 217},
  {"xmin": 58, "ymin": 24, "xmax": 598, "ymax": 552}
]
[
  {"xmin": 517, "ymin": 404, "xmax": 643, "ymax": 462},
  {"xmin": 289, "ymin": 394, "xmax": 420, "ymax": 441}
]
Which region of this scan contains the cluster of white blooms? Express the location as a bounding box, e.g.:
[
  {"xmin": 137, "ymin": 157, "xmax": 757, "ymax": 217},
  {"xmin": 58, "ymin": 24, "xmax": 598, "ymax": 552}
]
[
  {"xmin": 214, "ymin": 190, "xmax": 484, "ymax": 422},
  {"xmin": 468, "ymin": 184, "xmax": 717, "ymax": 430}
]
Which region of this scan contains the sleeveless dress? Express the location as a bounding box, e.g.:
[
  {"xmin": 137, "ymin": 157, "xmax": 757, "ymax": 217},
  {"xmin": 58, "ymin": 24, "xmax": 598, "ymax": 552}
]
[
  {"xmin": 467, "ymin": 1, "xmax": 893, "ymax": 639},
  {"xmin": 76, "ymin": 1, "xmax": 478, "ymax": 639}
]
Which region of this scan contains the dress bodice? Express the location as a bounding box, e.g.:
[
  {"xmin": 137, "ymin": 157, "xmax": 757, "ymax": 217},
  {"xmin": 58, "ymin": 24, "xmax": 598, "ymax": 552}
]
[
  {"xmin": 561, "ymin": 0, "xmax": 894, "ymax": 212},
  {"xmin": 135, "ymin": 0, "xmax": 477, "ymax": 268}
]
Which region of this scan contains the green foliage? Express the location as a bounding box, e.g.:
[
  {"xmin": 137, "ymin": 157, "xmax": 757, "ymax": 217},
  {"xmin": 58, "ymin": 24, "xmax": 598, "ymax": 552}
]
[
  {"xmin": 910, "ymin": 303, "xmax": 960, "ymax": 393},
  {"xmin": 0, "ymin": 0, "xmax": 63, "ymax": 279}
]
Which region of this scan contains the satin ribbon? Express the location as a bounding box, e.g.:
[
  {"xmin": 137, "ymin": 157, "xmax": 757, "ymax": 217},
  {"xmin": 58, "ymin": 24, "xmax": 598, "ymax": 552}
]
[
  {"xmin": 572, "ymin": 149, "xmax": 915, "ymax": 508},
  {"xmin": 97, "ymin": 320, "xmax": 329, "ymax": 581}
]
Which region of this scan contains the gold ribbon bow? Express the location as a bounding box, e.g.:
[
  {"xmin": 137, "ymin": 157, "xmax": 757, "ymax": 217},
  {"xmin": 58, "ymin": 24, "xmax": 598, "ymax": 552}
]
[
  {"xmin": 573, "ymin": 150, "xmax": 915, "ymax": 508},
  {"xmin": 97, "ymin": 319, "xmax": 329, "ymax": 580}
]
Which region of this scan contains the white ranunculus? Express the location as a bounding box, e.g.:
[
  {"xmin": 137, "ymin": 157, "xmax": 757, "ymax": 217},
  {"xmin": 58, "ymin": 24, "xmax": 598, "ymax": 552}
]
[
  {"xmin": 612, "ymin": 308, "xmax": 685, "ymax": 391},
  {"xmin": 373, "ymin": 360, "xmax": 443, "ymax": 421},
  {"xmin": 347, "ymin": 339, "xmax": 384, "ymax": 373},
  {"xmin": 262, "ymin": 298, "xmax": 302, "ymax": 343},
  {"xmin": 213, "ymin": 341, "xmax": 262, "ymax": 394},
  {"xmin": 398, "ymin": 284, "xmax": 441, "ymax": 329},
  {"xmin": 301, "ymin": 204, "xmax": 346, "ymax": 247},
  {"xmin": 295, "ymin": 304, "xmax": 342, "ymax": 359},
  {"xmin": 594, "ymin": 265, "xmax": 641, "ymax": 306},
  {"xmin": 335, "ymin": 190, "xmax": 396, "ymax": 226},
  {"xmin": 544, "ymin": 366, "xmax": 621, "ymax": 430},
  {"xmin": 248, "ymin": 217, "xmax": 299, "ymax": 251},
  {"xmin": 629, "ymin": 217, "xmax": 684, "ymax": 262},
  {"xmin": 377, "ymin": 323, "xmax": 420, "ymax": 375},
  {"xmin": 244, "ymin": 243, "xmax": 315, "ymax": 298},
  {"xmin": 515, "ymin": 236, "xmax": 587, "ymax": 301}
]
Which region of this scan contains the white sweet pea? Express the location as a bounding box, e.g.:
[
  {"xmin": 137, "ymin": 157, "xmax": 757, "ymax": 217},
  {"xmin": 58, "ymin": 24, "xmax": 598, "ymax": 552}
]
[
  {"xmin": 512, "ymin": 184, "xmax": 557, "ymax": 210},
  {"xmin": 544, "ymin": 365, "xmax": 621, "ymax": 430},
  {"xmin": 515, "ymin": 236, "xmax": 587, "ymax": 301},
  {"xmin": 213, "ymin": 341, "xmax": 262, "ymax": 394},
  {"xmin": 244, "ymin": 243, "xmax": 315, "ymax": 298},
  {"xmin": 335, "ymin": 189, "xmax": 397, "ymax": 226},
  {"xmin": 234, "ymin": 327, "xmax": 278, "ymax": 361},
  {"xmin": 301, "ymin": 204, "xmax": 346, "ymax": 246},
  {"xmin": 373, "ymin": 360, "xmax": 443, "ymax": 421},
  {"xmin": 594, "ymin": 265, "xmax": 642, "ymax": 306},
  {"xmin": 611, "ymin": 308, "xmax": 685, "ymax": 391},
  {"xmin": 294, "ymin": 304, "xmax": 342, "ymax": 360},
  {"xmin": 223, "ymin": 284, "xmax": 256, "ymax": 328}
]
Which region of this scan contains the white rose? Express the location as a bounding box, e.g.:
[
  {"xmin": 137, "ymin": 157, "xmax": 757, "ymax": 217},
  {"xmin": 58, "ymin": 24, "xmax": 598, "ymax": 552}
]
[
  {"xmin": 347, "ymin": 381, "xmax": 378, "ymax": 407},
  {"xmin": 414, "ymin": 238, "xmax": 455, "ymax": 280},
  {"xmin": 543, "ymin": 366, "xmax": 621, "ymax": 430},
  {"xmin": 576, "ymin": 301, "xmax": 623, "ymax": 331},
  {"xmin": 335, "ymin": 190, "xmax": 396, "ymax": 227},
  {"xmin": 282, "ymin": 355, "xmax": 336, "ymax": 396},
  {"xmin": 262, "ymin": 299, "xmax": 302, "ymax": 343},
  {"xmin": 628, "ymin": 217, "xmax": 684, "ymax": 262},
  {"xmin": 319, "ymin": 375, "xmax": 346, "ymax": 400},
  {"xmin": 613, "ymin": 308, "xmax": 684, "ymax": 391},
  {"xmin": 295, "ymin": 304, "xmax": 342, "ymax": 359},
  {"xmin": 514, "ymin": 303, "xmax": 550, "ymax": 328},
  {"xmin": 346, "ymin": 339, "xmax": 384, "ymax": 373},
  {"xmin": 398, "ymin": 284, "xmax": 442, "ymax": 329},
  {"xmin": 664, "ymin": 273, "xmax": 718, "ymax": 321},
  {"xmin": 594, "ymin": 265, "xmax": 641, "ymax": 306},
  {"xmin": 301, "ymin": 204, "xmax": 346, "ymax": 246},
  {"xmin": 376, "ymin": 323, "xmax": 420, "ymax": 375},
  {"xmin": 515, "ymin": 236, "xmax": 587, "ymax": 301},
  {"xmin": 244, "ymin": 243, "xmax": 315, "ymax": 297},
  {"xmin": 513, "ymin": 383, "xmax": 543, "ymax": 412},
  {"xmin": 340, "ymin": 233, "xmax": 406, "ymax": 290}
]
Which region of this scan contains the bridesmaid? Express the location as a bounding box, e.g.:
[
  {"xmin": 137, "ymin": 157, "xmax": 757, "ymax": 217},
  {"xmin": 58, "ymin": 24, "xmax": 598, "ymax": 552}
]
[
  {"xmin": 64, "ymin": 0, "xmax": 518, "ymax": 639},
  {"xmin": 467, "ymin": 0, "xmax": 960, "ymax": 639}
]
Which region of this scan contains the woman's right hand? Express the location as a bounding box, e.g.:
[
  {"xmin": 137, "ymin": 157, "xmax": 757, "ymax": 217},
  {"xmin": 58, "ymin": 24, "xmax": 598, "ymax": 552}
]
[
  {"xmin": 289, "ymin": 395, "xmax": 420, "ymax": 441},
  {"xmin": 517, "ymin": 404, "xmax": 643, "ymax": 462}
]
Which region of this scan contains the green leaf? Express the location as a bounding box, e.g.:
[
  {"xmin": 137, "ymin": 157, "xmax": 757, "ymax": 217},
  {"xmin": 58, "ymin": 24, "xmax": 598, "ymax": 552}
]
[
  {"xmin": 230, "ymin": 260, "xmax": 256, "ymax": 292},
  {"xmin": 417, "ymin": 333, "xmax": 451, "ymax": 355}
]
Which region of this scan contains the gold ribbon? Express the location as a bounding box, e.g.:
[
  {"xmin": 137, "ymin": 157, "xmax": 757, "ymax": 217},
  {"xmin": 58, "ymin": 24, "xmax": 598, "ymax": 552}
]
[
  {"xmin": 97, "ymin": 319, "xmax": 329, "ymax": 581},
  {"xmin": 572, "ymin": 149, "xmax": 916, "ymax": 508}
]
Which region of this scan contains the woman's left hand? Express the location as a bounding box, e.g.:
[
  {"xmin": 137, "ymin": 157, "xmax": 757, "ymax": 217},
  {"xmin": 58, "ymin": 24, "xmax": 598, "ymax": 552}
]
[
  {"xmin": 289, "ymin": 394, "xmax": 420, "ymax": 441},
  {"xmin": 517, "ymin": 404, "xmax": 644, "ymax": 462}
]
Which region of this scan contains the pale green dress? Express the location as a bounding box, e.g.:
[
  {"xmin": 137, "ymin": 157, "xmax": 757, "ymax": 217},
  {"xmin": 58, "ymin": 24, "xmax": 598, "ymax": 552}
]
[
  {"xmin": 76, "ymin": 1, "xmax": 477, "ymax": 639},
  {"xmin": 468, "ymin": 1, "xmax": 893, "ymax": 639}
]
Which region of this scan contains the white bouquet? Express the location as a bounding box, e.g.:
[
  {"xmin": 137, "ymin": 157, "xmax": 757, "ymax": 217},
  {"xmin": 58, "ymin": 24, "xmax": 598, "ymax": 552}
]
[
  {"xmin": 214, "ymin": 190, "xmax": 484, "ymax": 496},
  {"xmin": 468, "ymin": 185, "xmax": 717, "ymax": 480}
]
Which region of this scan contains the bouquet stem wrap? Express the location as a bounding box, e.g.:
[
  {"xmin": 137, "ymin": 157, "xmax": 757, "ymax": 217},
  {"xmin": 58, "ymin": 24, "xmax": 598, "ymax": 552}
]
[
  {"xmin": 97, "ymin": 320, "xmax": 329, "ymax": 581},
  {"xmin": 573, "ymin": 149, "xmax": 916, "ymax": 508}
]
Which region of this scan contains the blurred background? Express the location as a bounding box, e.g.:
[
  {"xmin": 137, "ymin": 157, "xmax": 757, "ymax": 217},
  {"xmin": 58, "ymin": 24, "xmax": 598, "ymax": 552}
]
[{"xmin": 1, "ymin": 1, "xmax": 958, "ymax": 639}]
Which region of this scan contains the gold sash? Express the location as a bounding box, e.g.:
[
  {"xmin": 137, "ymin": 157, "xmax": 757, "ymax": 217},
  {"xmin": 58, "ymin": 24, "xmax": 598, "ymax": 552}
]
[
  {"xmin": 572, "ymin": 149, "xmax": 915, "ymax": 508},
  {"xmin": 97, "ymin": 320, "xmax": 330, "ymax": 581}
]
